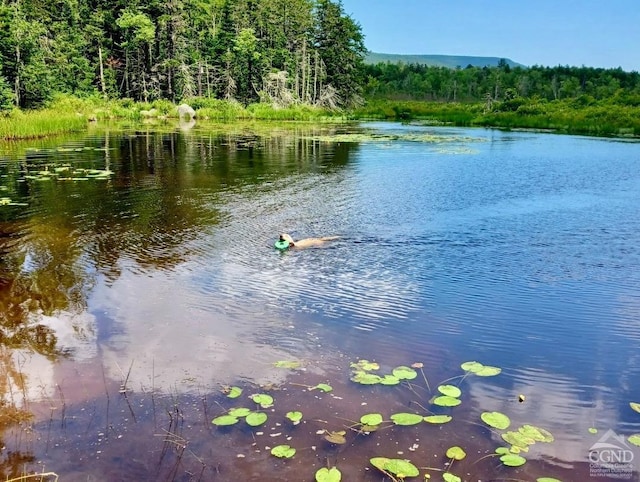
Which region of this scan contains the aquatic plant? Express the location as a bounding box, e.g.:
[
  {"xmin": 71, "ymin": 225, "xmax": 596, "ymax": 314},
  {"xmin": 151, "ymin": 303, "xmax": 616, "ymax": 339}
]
[
  {"xmin": 628, "ymin": 434, "xmax": 640, "ymax": 446},
  {"xmin": 323, "ymin": 430, "xmax": 347, "ymax": 444},
  {"xmin": 245, "ymin": 412, "xmax": 268, "ymax": 427},
  {"xmin": 270, "ymin": 445, "xmax": 296, "ymax": 458},
  {"xmin": 499, "ymin": 453, "xmax": 527, "ymax": 467},
  {"xmin": 274, "ymin": 360, "xmax": 303, "ymax": 369},
  {"xmin": 423, "ymin": 415, "xmax": 452, "ymax": 424},
  {"xmin": 250, "ymin": 393, "xmax": 274, "ymax": 408},
  {"xmin": 0, "ymin": 197, "xmax": 28, "ymax": 207},
  {"xmin": 0, "ymin": 109, "xmax": 87, "ymax": 140},
  {"xmin": 480, "ymin": 411, "xmax": 511, "ymax": 430},
  {"xmin": 315, "ymin": 467, "xmax": 342, "ymax": 482},
  {"xmin": 370, "ymin": 457, "xmax": 419, "ymax": 479},
  {"xmin": 205, "ymin": 357, "xmax": 574, "ymax": 480},
  {"xmin": 223, "ymin": 386, "xmax": 243, "ymax": 398},
  {"xmin": 437, "ymin": 385, "xmax": 461, "ymax": 398},
  {"xmin": 286, "ymin": 411, "xmax": 303, "ymax": 424},
  {"xmin": 390, "ymin": 413, "xmax": 424, "ymax": 426},
  {"xmin": 460, "ymin": 360, "xmax": 502, "ymax": 377}
]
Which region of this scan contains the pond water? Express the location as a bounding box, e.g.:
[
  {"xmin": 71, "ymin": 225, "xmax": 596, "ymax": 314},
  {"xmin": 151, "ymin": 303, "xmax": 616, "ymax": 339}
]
[{"xmin": 0, "ymin": 121, "xmax": 639, "ymax": 481}]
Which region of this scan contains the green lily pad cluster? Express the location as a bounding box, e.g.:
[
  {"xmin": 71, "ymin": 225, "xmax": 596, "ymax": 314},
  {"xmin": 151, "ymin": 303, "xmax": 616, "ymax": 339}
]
[
  {"xmin": 250, "ymin": 393, "xmax": 274, "ymax": 408},
  {"xmin": 0, "ymin": 197, "xmax": 28, "ymax": 207},
  {"xmin": 350, "ymin": 359, "xmax": 417, "ymax": 386},
  {"xmin": 460, "ymin": 360, "xmax": 502, "ymax": 377},
  {"xmin": 208, "ymin": 358, "xmax": 570, "ymax": 480},
  {"xmin": 25, "ymin": 165, "xmax": 114, "ymax": 182},
  {"xmin": 491, "ymin": 424, "xmax": 555, "ymax": 467},
  {"xmin": 211, "ymin": 406, "xmax": 268, "ymax": 427},
  {"xmin": 356, "ymin": 410, "xmax": 454, "ymax": 433},
  {"xmin": 212, "ymin": 391, "xmax": 275, "ymax": 427},
  {"xmin": 432, "ymin": 384, "xmax": 463, "ymax": 407}
]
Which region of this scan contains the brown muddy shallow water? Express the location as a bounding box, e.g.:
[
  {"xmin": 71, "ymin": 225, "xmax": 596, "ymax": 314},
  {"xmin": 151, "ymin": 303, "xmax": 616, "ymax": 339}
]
[{"xmin": 0, "ymin": 121, "xmax": 639, "ymax": 481}]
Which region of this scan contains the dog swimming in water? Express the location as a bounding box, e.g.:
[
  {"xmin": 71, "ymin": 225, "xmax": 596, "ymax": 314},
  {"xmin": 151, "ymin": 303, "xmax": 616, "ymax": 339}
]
[{"xmin": 275, "ymin": 233, "xmax": 340, "ymax": 250}]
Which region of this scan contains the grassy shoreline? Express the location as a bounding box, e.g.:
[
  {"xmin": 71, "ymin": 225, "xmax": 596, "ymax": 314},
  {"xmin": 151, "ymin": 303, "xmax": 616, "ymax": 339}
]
[
  {"xmin": 2, "ymin": 95, "xmax": 639, "ymax": 140},
  {"xmin": 353, "ymin": 99, "xmax": 640, "ymax": 137}
]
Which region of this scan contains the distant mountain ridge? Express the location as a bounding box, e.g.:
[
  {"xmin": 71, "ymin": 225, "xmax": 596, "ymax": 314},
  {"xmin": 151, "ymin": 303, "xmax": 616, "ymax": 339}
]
[{"xmin": 365, "ymin": 52, "xmax": 525, "ymax": 69}]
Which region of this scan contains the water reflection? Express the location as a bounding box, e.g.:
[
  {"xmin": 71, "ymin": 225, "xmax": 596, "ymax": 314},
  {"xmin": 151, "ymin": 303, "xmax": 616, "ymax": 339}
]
[
  {"xmin": 1, "ymin": 123, "xmax": 640, "ymax": 480},
  {"xmin": 0, "ymin": 124, "xmax": 361, "ymax": 399}
]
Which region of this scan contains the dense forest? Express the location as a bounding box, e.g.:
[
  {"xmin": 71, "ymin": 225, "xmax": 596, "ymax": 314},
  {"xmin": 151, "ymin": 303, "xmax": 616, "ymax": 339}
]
[
  {"xmin": 364, "ymin": 61, "xmax": 640, "ymax": 105},
  {"xmin": 1, "ymin": 0, "xmax": 640, "ymax": 133},
  {"xmin": 0, "ymin": 0, "xmax": 366, "ymax": 109}
]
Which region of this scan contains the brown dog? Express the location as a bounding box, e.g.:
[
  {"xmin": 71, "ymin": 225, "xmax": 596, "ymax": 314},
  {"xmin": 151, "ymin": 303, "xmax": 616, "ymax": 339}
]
[{"xmin": 280, "ymin": 233, "xmax": 340, "ymax": 249}]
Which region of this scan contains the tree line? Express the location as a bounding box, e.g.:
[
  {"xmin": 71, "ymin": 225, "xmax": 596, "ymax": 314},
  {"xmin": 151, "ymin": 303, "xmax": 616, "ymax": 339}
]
[
  {"xmin": 364, "ymin": 61, "xmax": 640, "ymax": 106},
  {"xmin": 0, "ymin": 0, "xmax": 366, "ymax": 110}
]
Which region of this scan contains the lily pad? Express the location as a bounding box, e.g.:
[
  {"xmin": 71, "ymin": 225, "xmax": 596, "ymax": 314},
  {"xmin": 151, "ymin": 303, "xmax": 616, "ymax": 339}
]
[
  {"xmin": 480, "ymin": 411, "xmax": 511, "ymax": 430},
  {"xmin": 314, "ymin": 383, "xmax": 333, "ymax": 392},
  {"xmin": 392, "ymin": 366, "xmax": 418, "ymax": 380},
  {"xmin": 274, "ymin": 360, "xmax": 302, "ymax": 369},
  {"xmin": 360, "ymin": 424, "xmax": 380, "ymax": 432},
  {"xmin": 536, "ymin": 478, "xmax": 563, "ymax": 482},
  {"xmin": 245, "ymin": 412, "xmax": 268, "ymax": 427},
  {"xmin": 509, "ymin": 444, "xmax": 529, "ymax": 454},
  {"xmin": 630, "ymin": 402, "xmax": 640, "ymax": 413},
  {"xmin": 271, "ymin": 444, "xmax": 296, "ymax": 458},
  {"xmin": 502, "ymin": 431, "xmax": 534, "ymax": 449},
  {"xmin": 286, "ymin": 411, "xmax": 303, "ymax": 423},
  {"xmin": 228, "ymin": 407, "xmax": 251, "ymax": 418},
  {"xmin": 250, "ymin": 393, "xmax": 274, "ymax": 408},
  {"xmin": 628, "ymin": 434, "xmax": 640, "ymax": 446},
  {"xmin": 226, "ymin": 386, "xmax": 243, "ymax": 399},
  {"xmin": 475, "ymin": 365, "xmax": 502, "ymax": 376},
  {"xmin": 446, "ymin": 446, "xmax": 466, "ymax": 461},
  {"xmin": 443, "ymin": 474, "xmax": 461, "ymax": 482},
  {"xmin": 315, "ymin": 467, "xmax": 342, "ymax": 482},
  {"xmin": 460, "ymin": 361, "xmax": 501, "ymax": 376},
  {"xmin": 432, "ymin": 396, "xmax": 462, "ymax": 407},
  {"xmin": 461, "ymin": 361, "xmax": 483, "ymax": 372},
  {"xmin": 391, "ymin": 412, "xmax": 424, "ymax": 426},
  {"xmin": 212, "ymin": 415, "xmax": 239, "ymax": 426},
  {"xmin": 495, "ymin": 447, "xmax": 511, "ymax": 455},
  {"xmin": 519, "ymin": 424, "xmax": 554, "ymax": 443},
  {"xmin": 360, "ymin": 413, "xmax": 383, "ymax": 426},
  {"xmin": 370, "ymin": 457, "xmax": 419, "ymax": 478},
  {"xmin": 500, "ymin": 453, "xmax": 527, "ymax": 467},
  {"xmin": 324, "ymin": 430, "xmax": 347, "ymax": 444},
  {"xmin": 379, "ymin": 375, "xmax": 401, "ymax": 385},
  {"xmin": 351, "ymin": 372, "xmax": 383, "ymax": 385},
  {"xmin": 438, "ymin": 385, "xmax": 462, "ymax": 398},
  {"xmin": 423, "ymin": 415, "xmax": 452, "ymax": 424},
  {"xmin": 351, "ymin": 359, "xmax": 379, "ymax": 371}
]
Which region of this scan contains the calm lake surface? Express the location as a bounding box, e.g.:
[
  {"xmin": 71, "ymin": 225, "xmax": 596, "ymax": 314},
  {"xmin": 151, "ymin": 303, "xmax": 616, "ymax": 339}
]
[{"xmin": 0, "ymin": 121, "xmax": 639, "ymax": 481}]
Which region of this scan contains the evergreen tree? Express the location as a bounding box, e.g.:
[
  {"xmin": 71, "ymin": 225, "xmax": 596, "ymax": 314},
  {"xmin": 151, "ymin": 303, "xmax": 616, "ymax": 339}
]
[{"xmin": 314, "ymin": 0, "xmax": 366, "ymax": 107}]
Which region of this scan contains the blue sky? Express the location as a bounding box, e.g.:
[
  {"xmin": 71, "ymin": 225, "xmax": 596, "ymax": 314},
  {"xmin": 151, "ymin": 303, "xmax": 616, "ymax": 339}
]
[{"xmin": 340, "ymin": 0, "xmax": 640, "ymax": 71}]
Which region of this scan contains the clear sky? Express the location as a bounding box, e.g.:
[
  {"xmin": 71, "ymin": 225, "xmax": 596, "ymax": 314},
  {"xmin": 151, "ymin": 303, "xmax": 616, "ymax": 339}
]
[{"xmin": 340, "ymin": 0, "xmax": 640, "ymax": 71}]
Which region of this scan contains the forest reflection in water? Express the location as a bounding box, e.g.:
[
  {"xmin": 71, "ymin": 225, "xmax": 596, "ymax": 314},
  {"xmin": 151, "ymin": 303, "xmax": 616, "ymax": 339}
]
[{"xmin": 0, "ymin": 123, "xmax": 367, "ymax": 480}]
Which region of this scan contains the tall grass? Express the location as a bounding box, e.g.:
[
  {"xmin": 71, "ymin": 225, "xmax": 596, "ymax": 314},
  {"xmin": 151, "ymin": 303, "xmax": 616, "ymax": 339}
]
[
  {"xmin": 353, "ymin": 99, "xmax": 640, "ymax": 137},
  {"xmin": 0, "ymin": 109, "xmax": 87, "ymax": 140}
]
